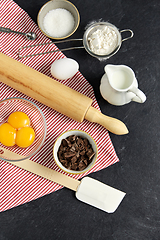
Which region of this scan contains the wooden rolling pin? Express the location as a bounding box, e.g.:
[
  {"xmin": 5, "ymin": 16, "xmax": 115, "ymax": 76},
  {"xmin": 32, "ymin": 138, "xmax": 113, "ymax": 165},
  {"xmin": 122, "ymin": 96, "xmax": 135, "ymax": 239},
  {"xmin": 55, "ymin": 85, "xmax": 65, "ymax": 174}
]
[{"xmin": 0, "ymin": 52, "xmax": 128, "ymax": 135}]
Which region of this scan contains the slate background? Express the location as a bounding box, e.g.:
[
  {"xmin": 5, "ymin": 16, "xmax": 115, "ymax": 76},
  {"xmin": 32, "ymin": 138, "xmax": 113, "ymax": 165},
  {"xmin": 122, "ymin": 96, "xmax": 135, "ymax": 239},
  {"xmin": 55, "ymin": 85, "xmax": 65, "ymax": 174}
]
[{"xmin": 1, "ymin": 0, "xmax": 160, "ymax": 239}]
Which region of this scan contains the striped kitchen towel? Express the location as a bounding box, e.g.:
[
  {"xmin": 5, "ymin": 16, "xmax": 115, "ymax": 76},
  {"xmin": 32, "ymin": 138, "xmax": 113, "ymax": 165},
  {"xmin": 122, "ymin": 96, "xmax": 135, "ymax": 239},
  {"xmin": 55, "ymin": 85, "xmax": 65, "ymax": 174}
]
[{"xmin": 0, "ymin": 0, "xmax": 119, "ymax": 212}]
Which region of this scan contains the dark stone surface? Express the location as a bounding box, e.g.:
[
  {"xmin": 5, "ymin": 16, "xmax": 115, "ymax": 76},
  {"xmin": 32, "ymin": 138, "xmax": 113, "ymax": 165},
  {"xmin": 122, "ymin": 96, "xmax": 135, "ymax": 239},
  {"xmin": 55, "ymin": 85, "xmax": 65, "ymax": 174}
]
[{"xmin": 1, "ymin": 0, "xmax": 160, "ymax": 239}]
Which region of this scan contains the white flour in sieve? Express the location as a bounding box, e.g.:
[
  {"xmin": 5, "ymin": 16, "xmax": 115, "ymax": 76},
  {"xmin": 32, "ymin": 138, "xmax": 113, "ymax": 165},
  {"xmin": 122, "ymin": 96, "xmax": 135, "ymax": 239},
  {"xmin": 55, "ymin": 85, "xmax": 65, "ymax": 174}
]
[
  {"xmin": 43, "ymin": 8, "xmax": 75, "ymax": 38},
  {"xmin": 88, "ymin": 26, "xmax": 118, "ymax": 55}
]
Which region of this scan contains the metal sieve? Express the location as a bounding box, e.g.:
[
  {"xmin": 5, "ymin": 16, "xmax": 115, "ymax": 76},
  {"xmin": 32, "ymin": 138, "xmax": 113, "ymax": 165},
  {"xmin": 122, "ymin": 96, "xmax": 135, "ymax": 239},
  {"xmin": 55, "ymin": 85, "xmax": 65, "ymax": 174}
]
[
  {"xmin": 18, "ymin": 21, "xmax": 133, "ymax": 59},
  {"xmin": 83, "ymin": 22, "xmax": 134, "ymax": 60}
]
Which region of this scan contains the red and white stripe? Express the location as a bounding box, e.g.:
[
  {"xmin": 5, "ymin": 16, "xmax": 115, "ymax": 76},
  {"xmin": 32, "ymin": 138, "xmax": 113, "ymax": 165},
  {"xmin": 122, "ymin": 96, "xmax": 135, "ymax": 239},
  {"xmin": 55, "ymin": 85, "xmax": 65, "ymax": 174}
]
[{"xmin": 0, "ymin": 0, "xmax": 119, "ymax": 212}]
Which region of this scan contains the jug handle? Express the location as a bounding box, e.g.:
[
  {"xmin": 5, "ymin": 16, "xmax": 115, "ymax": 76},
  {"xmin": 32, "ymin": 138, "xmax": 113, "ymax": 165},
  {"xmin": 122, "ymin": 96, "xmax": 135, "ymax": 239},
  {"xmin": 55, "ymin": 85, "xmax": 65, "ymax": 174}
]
[
  {"xmin": 120, "ymin": 29, "xmax": 134, "ymax": 42},
  {"xmin": 129, "ymin": 86, "xmax": 146, "ymax": 103}
]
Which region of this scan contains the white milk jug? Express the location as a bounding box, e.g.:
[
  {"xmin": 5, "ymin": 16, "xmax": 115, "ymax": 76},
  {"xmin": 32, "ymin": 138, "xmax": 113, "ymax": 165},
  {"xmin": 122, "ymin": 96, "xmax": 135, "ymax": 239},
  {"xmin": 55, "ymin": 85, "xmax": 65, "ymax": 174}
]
[{"xmin": 100, "ymin": 64, "xmax": 146, "ymax": 106}]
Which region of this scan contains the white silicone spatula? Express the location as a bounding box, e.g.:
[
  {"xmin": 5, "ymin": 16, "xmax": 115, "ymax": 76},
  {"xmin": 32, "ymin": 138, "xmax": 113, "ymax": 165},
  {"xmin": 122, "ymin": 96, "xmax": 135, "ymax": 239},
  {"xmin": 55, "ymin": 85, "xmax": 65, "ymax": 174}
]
[
  {"xmin": 76, "ymin": 177, "xmax": 126, "ymax": 213},
  {"xmin": 0, "ymin": 147, "xmax": 126, "ymax": 213}
]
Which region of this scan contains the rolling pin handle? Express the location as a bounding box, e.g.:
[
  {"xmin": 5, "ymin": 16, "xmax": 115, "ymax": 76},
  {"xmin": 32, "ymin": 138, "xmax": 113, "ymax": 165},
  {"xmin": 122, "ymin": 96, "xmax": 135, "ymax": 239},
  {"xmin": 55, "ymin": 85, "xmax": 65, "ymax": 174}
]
[{"xmin": 85, "ymin": 106, "xmax": 129, "ymax": 135}]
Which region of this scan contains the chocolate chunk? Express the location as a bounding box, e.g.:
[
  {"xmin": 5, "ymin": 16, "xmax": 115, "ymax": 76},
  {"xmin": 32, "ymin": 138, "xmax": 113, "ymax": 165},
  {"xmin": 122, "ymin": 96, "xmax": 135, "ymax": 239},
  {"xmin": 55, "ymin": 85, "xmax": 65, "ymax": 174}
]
[
  {"xmin": 67, "ymin": 135, "xmax": 76, "ymax": 142},
  {"xmin": 83, "ymin": 159, "xmax": 88, "ymax": 165},
  {"xmin": 58, "ymin": 150, "xmax": 63, "ymax": 159},
  {"xmin": 59, "ymin": 144, "xmax": 67, "ymax": 151},
  {"xmin": 80, "ymin": 155, "xmax": 85, "ymax": 161},
  {"xmin": 64, "ymin": 152, "xmax": 75, "ymax": 158},
  {"xmin": 77, "ymin": 138, "xmax": 83, "ymax": 145},
  {"xmin": 65, "ymin": 139, "xmax": 72, "ymax": 147},
  {"xmin": 57, "ymin": 135, "xmax": 96, "ymax": 171},
  {"xmin": 80, "ymin": 150, "xmax": 86, "ymax": 156},
  {"xmin": 70, "ymin": 145, "xmax": 76, "ymax": 152},
  {"xmin": 71, "ymin": 156, "xmax": 77, "ymax": 163},
  {"xmin": 61, "ymin": 139, "xmax": 68, "ymax": 147},
  {"xmin": 73, "ymin": 142, "xmax": 79, "ymax": 151},
  {"xmin": 78, "ymin": 161, "xmax": 87, "ymax": 171},
  {"xmin": 60, "ymin": 160, "xmax": 68, "ymax": 168},
  {"xmin": 71, "ymin": 162, "xmax": 78, "ymax": 170},
  {"xmin": 67, "ymin": 162, "xmax": 72, "ymax": 170},
  {"xmin": 88, "ymin": 152, "xmax": 95, "ymax": 160},
  {"xmin": 76, "ymin": 151, "xmax": 80, "ymax": 158}
]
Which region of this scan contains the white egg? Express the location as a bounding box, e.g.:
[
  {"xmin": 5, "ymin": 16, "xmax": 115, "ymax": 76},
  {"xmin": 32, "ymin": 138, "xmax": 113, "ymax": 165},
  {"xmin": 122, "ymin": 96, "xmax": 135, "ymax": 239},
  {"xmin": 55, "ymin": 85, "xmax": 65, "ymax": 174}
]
[{"xmin": 51, "ymin": 58, "xmax": 79, "ymax": 80}]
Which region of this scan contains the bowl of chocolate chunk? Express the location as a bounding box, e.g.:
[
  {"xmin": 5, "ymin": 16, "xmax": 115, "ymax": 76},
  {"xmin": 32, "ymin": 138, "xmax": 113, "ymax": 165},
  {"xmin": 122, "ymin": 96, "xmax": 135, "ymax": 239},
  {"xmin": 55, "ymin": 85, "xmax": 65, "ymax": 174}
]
[{"xmin": 53, "ymin": 130, "xmax": 98, "ymax": 174}]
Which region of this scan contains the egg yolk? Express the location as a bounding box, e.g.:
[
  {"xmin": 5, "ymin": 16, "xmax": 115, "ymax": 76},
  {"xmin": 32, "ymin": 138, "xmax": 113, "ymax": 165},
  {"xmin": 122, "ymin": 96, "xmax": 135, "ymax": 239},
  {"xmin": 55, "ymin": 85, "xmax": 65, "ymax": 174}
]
[
  {"xmin": 8, "ymin": 111, "xmax": 30, "ymax": 129},
  {"xmin": 0, "ymin": 123, "xmax": 16, "ymax": 146},
  {"xmin": 16, "ymin": 127, "xmax": 35, "ymax": 148}
]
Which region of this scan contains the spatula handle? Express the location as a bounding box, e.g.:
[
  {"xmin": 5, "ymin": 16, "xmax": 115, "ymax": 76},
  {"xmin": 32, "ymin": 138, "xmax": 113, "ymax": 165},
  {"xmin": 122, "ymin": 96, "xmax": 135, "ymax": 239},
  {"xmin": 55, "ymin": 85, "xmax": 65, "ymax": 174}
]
[{"xmin": 1, "ymin": 147, "xmax": 80, "ymax": 191}]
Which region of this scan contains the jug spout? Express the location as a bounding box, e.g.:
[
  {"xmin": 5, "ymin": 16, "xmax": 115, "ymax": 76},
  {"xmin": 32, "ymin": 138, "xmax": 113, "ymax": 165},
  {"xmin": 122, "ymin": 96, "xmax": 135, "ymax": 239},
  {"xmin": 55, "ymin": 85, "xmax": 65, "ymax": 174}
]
[{"xmin": 104, "ymin": 64, "xmax": 116, "ymax": 79}]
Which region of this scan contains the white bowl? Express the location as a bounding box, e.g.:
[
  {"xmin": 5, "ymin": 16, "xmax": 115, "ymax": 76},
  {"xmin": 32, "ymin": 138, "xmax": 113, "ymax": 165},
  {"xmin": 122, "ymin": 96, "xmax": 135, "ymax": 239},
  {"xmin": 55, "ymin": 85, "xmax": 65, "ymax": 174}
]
[
  {"xmin": 37, "ymin": 0, "xmax": 80, "ymax": 40},
  {"xmin": 53, "ymin": 130, "xmax": 98, "ymax": 174}
]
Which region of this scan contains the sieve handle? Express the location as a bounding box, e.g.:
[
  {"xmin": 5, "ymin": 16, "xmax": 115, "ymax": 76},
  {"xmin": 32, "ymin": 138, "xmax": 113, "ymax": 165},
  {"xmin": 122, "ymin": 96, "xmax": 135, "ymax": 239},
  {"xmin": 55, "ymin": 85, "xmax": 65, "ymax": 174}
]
[
  {"xmin": 120, "ymin": 29, "xmax": 134, "ymax": 42},
  {"xmin": 18, "ymin": 38, "xmax": 84, "ymax": 58}
]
